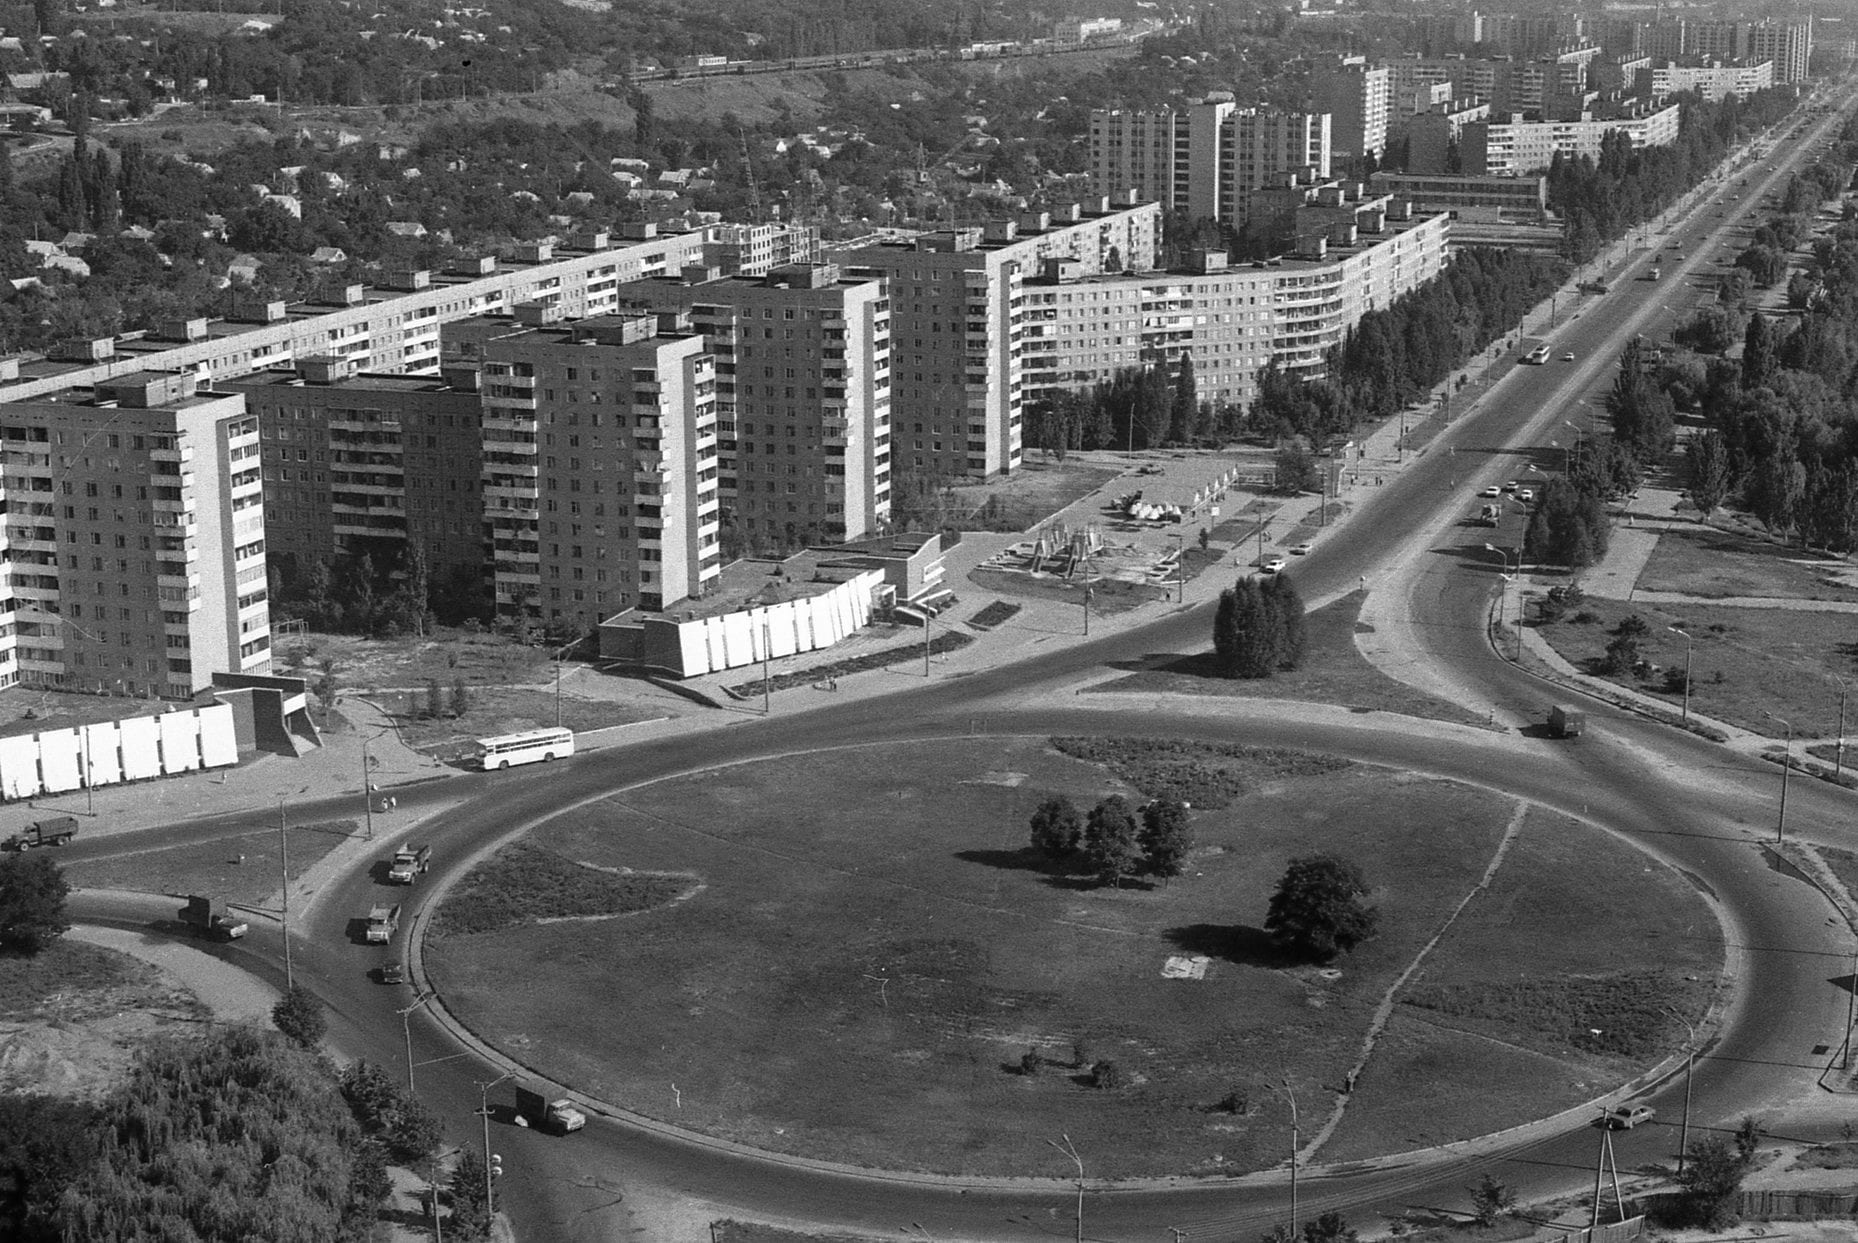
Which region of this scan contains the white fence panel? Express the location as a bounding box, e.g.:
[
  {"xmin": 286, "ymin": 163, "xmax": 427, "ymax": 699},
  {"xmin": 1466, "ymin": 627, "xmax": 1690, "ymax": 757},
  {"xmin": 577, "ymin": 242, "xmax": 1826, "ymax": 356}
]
[
  {"xmin": 159, "ymin": 712, "xmax": 201, "ymax": 774},
  {"xmin": 120, "ymin": 716, "xmax": 162, "ymax": 780},
  {"xmin": 0, "ymin": 735, "xmax": 41, "ymax": 800},
  {"xmin": 38, "ymin": 729, "xmax": 82, "ymax": 793},
  {"xmin": 198, "ymin": 704, "xmax": 238, "ymax": 768},
  {"xmin": 83, "ymin": 722, "xmax": 124, "ymax": 786}
]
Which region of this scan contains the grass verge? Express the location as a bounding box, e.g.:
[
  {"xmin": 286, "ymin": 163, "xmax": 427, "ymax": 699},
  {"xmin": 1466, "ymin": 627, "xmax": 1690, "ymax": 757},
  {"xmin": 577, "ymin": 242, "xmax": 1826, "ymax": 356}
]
[
  {"xmin": 723, "ymin": 628, "xmax": 974, "ymax": 698},
  {"xmin": 1532, "ymin": 597, "xmax": 1853, "ymax": 738},
  {"xmin": 430, "ymin": 843, "xmax": 696, "ymax": 938},
  {"xmin": 1087, "ymin": 589, "xmax": 1492, "ymax": 728},
  {"xmin": 66, "ymin": 819, "xmax": 356, "ymax": 908},
  {"xmin": 966, "ymin": 601, "xmax": 1023, "ymax": 630},
  {"xmin": 1636, "ymin": 526, "xmax": 1858, "ymax": 602},
  {"xmin": 427, "ymin": 738, "xmax": 1715, "ymax": 1177}
]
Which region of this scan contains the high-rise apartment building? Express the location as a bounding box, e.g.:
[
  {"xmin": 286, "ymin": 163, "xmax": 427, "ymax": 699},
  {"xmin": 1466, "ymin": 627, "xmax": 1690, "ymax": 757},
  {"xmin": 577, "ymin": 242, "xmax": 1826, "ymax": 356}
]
[
  {"xmin": 225, "ymin": 357, "xmax": 486, "ymax": 597},
  {"xmin": 1309, "ymin": 55, "xmax": 1392, "ymax": 160},
  {"xmin": 1645, "ymin": 60, "xmax": 1775, "ymax": 103},
  {"xmin": 1640, "ymin": 17, "xmax": 1811, "ymax": 83},
  {"xmin": 836, "ymin": 199, "xmax": 1162, "ymax": 481},
  {"xmin": 1088, "ymin": 99, "xmax": 1329, "ymax": 225},
  {"xmin": 1463, "ymin": 101, "xmax": 1682, "ymax": 175},
  {"xmin": 0, "ymin": 371, "xmax": 269, "ymax": 698},
  {"xmin": 618, "ymin": 262, "xmax": 894, "ymax": 548},
  {"xmin": 474, "ymin": 314, "xmax": 719, "ymax": 628},
  {"xmin": 1020, "ymin": 194, "xmax": 1449, "ymax": 409}
]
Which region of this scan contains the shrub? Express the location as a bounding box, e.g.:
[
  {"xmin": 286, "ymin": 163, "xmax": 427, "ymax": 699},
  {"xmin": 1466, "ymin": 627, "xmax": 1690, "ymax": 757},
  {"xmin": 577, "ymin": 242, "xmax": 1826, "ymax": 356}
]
[{"xmin": 1088, "ymin": 1059, "xmax": 1123, "ymax": 1090}]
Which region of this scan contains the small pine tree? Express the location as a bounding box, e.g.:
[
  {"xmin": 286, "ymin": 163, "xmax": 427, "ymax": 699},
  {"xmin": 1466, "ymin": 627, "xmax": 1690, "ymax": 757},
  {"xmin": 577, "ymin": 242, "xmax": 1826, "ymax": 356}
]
[
  {"xmin": 271, "ymin": 982, "xmax": 326, "ymax": 1049},
  {"xmin": 1089, "ymin": 1059, "xmax": 1123, "ymax": 1090},
  {"xmin": 449, "ymin": 679, "xmax": 470, "ymax": 719},
  {"xmin": 424, "ymin": 678, "xmax": 442, "ymax": 720}
]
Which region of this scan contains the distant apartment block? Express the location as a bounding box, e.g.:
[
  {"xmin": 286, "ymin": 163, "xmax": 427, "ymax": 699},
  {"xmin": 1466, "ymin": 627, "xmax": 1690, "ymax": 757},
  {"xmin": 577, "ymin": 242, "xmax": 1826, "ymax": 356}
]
[
  {"xmin": 0, "ymin": 371, "xmax": 270, "ymax": 699},
  {"xmin": 1645, "ymin": 59, "xmax": 1774, "ymax": 102},
  {"xmin": 1088, "ymin": 98, "xmax": 1330, "ymax": 225},
  {"xmin": 1021, "ymin": 191, "xmax": 1449, "ymax": 408},
  {"xmin": 1368, "ymin": 172, "xmax": 1549, "ymax": 222},
  {"xmin": 835, "ymin": 199, "xmax": 1163, "ymax": 480},
  {"xmin": 1310, "ymin": 55, "xmax": 1392, "ymax": 159},
  {"xmin": 1463, "ymin": 101, "xmax": 1682, "ymax": 175},
  {"xmin": 1640, "ymin": 18, "xmax": 1812, "ymax": 83}
]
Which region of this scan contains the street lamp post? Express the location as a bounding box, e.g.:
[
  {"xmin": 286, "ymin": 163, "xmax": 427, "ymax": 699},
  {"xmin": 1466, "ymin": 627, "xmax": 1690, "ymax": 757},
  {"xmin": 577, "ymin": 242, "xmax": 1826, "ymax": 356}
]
[
  {"xmin": 1046, "ymin": 1134, "xmax": 1084, "ymax": 1243},
  {"xmin": 397, "ymin": 991, "xmax": 435, "ymax": 1094},
  {"xmin": 476, "ymin": 1071, "xmax": 513, "ymax": 1219},
  {"xmin": 1665, "ymin": 1006, "xmax": 1699, "ymax": 1173},
  {"xmin": 278, "ymin": 798, "xmax": 293, "ymax": 991},
  {"xmin": 1762, "ymin": 710, "xmax": 1793, "ymax": 844},
  {"xmin": 1835, "ymin": 674, "xmax": 1849, "ymax": 781},
  {"xmin": 1670, "ymin": 627, "xmax": 1694, "ymax": 725},
  {"xmin": 1172, "ymin": 532, "xmax": 1185, "ymax": 603},
  {"xmin": 1279, "ymin": 1077, "xmax": 1300, "ymax": 1237}
]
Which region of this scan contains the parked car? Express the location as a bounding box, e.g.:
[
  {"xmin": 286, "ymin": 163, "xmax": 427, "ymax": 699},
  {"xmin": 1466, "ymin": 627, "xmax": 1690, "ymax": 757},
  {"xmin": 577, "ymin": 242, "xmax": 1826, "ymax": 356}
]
[
  {"xmin": 1516, "ymin": 488, "xmax": 1536, "ymax": 503},
  {"xmin": 1503, "ymin": 480, "xmax": 1519, "ymax": 493},
  {"xmin": 1604, "ymin": 1103, "xmax": 1655, "ymax": 1129},
  {"xmin": 1289, "ymin": 543, "xmax": 1312, "ymax": 556},
  {"xmin": 1261, "ymin": 556, "xmax": 1287, "ymax": 574},
  {"xmin": 1480, "ymin": 485, "xmax": 1502, "ymax": 498}
]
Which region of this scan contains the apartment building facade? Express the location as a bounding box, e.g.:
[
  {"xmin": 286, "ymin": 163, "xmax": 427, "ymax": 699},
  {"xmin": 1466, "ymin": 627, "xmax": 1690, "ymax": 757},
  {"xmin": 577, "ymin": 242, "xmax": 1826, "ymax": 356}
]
[
  {"xmin": 618, "ymin": 263, "xmax": 894, "ymax": 548},
  {"xmin": 225, "ymin": 358, "xmax": 486, "ymax": 595},
  {"xmin": 475, "ymin": 315, "xmax": 720, "ymax": 628},
  {"xmin": 1309, "ymin": 55, "xmax": 1392, "ymax": 159},
  {"xmin": 1020, "ymin": 197, "xmax": 1449, "ymax": 410},
  {"xmin": 1463, "ymin": 101, "xmax": 1682, "ymax": 175},
  {"xmin": 1088, "ymin": 99, "xmax": 1330, "ymax": 225},
  {"xmin": 1645, "ymin": 60, "xmax": 1774, "ymax": 102},
  {"xmin": 836, "ymin": 199, "xmax": 1162, "ymax": 480},
  {"xmin": 0, "ymin": 371, "xmax": 269, "ymax": 699}
]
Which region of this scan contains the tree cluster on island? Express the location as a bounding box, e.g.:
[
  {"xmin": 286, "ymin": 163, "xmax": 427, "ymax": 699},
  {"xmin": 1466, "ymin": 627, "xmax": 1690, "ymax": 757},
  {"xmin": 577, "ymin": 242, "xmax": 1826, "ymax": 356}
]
[
  {"xmin": 1027, "ymin": 793, "xmax": 1194, "ymax": 888},
  {"xmin": 1213, "ymin": 572, "xmax": 1307, "ymax": 679}
]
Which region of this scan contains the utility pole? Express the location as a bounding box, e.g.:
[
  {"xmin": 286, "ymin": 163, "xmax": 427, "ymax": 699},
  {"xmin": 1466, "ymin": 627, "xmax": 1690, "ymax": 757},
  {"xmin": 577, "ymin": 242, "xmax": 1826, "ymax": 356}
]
[
  {"xmin": 1846, "ymin": 945, "xmax": 1858, "ymax": 1073},
  {"xmin": 1670, "ymin": 627, "xmax": 1693, "ymax": 725},
  {"xmin": 1173, "ymin": 532, "xmax": 1185, "ymax": 603},
  {"xmin": 477, "ymin": 1072, "xmax": 512, "ymax": 1218},
  {"xmin": 362, "ymin": 734, "xmax": 375, "ymax": 842},
  {"xmin": 1763, "ymin": 711, "xmax": 1793, "ymax": 843},
  {"xmin": 398, "ymin": 989, "xmax": 434, "ymax": 1094},
  {"xmin": 761, "ymin": 618, "xmax": 771, "ymax": 716},
  {"xmin": 278, "ymin": 799, "xmax": 293, "ymax": 991},
  {"xmin": 923, "ymin": 609, "xmax": 931, "ymax": 678},
  {"xmin": 1284, "ymin": 1079, "xmax": 1300, "ymax": 1237},
  {"xmin": 1836, "ymin": 675, "xmax": 1849, "ymax": 781}
]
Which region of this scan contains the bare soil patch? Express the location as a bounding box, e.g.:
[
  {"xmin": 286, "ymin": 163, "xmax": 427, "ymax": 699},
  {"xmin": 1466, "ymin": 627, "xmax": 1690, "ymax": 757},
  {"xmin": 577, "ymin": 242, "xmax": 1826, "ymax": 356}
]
[
  {"xmin": 1090, "ymin": 589, "xmax": 1492, "ymax": 728},
  {"xmin": 428, "ymin": 738, "xmax": 1714, "ymax": 1177}
]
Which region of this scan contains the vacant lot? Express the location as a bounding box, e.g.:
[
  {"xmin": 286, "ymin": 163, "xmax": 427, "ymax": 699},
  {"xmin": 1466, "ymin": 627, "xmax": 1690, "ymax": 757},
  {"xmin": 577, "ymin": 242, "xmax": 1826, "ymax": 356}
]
[
  {"xmin": 1534, "ymin": 598, "xmax": 1852, "ymax": 738},
  {"xmin": 66, "ymin": 818, "xmax": 357, "ymax": 909},
  {"xmin": 1089, "ymin": 589, "xmax": 1492, "ymax": 728},
  {"xmin": 377, "ymin": 686, "xmax": 657, "ymax": 760},
  {"xmin": 1637, "ymin": 528, "xmax": 1858, "ymax": 602},
  {"xmin": 274, "ymin": 628, "xmax": 554, "ymax": 694},
  {"xmin": 941, "ymin": 459, "xmax": 1122, "ymax": 532},
  {"xmin": 429, "ymin": 737, "xmax": 1714, "ymax": 1177}
]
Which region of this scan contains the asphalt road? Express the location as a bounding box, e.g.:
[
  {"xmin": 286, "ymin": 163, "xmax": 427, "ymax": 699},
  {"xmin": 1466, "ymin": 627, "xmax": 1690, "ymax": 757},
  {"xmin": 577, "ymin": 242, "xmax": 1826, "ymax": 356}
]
[{"xmin": 71, "ymin": 81, "xmax": 1858, "ymax": 1243}]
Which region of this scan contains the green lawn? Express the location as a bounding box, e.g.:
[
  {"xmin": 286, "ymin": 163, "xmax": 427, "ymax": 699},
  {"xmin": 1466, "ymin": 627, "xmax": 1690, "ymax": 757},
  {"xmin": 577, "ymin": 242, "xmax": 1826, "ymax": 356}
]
[
  {"xmin": 427, "ymin": 737, "xmax": 1715, "ymax": 1177},
  {"xmin": 1533, "ymin": 597, "xmax": 1853, "ymax": 738},
  {"xmin": 67, "ymin": 818, "xmax": 357, "ymax": 909},
  {"xmin": 1636, "ymin": 527, "xmax": 1858, "ymax": 602},
  {"xmin": 1089, "ymin": 589, "xmax": 1492, "ymax": 728}
]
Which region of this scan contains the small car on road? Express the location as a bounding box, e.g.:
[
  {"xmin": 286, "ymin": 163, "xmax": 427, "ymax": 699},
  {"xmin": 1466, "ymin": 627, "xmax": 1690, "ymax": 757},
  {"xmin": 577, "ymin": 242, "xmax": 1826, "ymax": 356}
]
[
  {"xmin": 1260, "ymin": 556, "xmax": 1287, "ymax": 574},
  {"xmin": 1480, "ymin": 485, "xmax": 1502, "ymax": 498},
  {"xmin": 378, "ymin": 961, "xmax": 406, "ymax": 985},
  {"xmin": 1289, "ymin": 543, "xmax": 1312, "ymax": 556},
  {"xmin": 1560, "ymin": 351, "xmax": 1576, "ymax": 362},
  {"xmin": 1604, "ymin": 1104, "xmax": 1656, "ymax": 1130}
]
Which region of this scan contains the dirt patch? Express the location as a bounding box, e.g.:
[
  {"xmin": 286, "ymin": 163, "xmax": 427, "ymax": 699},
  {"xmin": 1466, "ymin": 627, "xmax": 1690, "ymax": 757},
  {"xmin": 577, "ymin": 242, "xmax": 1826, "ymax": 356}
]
[
  {"xmin": 1637, "ymin": 527, "xmax": 1858, "ymax": 602},
  {"xmin": 0, "ymin": 941, "xmax": 210, "ymax": 1101},
  {"xmin": 275, "ymin": 628, "xmax": 553, "ymax": 695},
  {"xmin": 1090, "ymin": 589, "xmax": 1492, "ymax": 728},
  {"xmin": 427, "ymin": 738, "xmax": 1713, "ymax": 1177}
]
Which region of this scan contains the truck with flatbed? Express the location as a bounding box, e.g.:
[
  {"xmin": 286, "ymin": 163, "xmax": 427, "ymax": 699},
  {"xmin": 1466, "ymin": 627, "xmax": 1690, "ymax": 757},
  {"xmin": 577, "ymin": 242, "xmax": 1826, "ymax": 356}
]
[
  {"xmin": 515, "ymin": 1086, "xmax": 587, "ymax": 1134},
  {"xmin": 179, "ymin": 895, "xmax": 248, "ymax": 940},
  {"xmin": 2, "ymin": 816, "xmax": 79, "ymax": 851},
  {"xmin": 386, "ymin": 843, "xmax": 432, "ymax": 884},
  {"xmin": 365, "ymin": 903, "xmax": 401, "ymax": 944}
]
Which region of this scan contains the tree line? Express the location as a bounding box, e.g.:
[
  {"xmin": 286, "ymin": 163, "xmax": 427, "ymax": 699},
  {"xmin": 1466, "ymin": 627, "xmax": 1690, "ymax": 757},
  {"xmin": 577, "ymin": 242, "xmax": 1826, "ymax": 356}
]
[{"xmin": 1247, "ymin": 247, "xmax": 1565, "ymax": 444}]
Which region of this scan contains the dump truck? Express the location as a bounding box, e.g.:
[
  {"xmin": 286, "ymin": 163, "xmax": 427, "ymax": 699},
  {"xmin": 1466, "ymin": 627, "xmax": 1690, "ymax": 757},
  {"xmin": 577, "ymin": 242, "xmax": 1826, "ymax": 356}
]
[
  {"xmin": 386, "ymin": 843, "xmax": 432, "ymax": 884},
  {"xmin": 1548, "ymin": 705, "xmax": 1586, "ymax": 738},
  {"xmin": 2, "ymin": 816, "xmax": 79, "ymax": 851},
  {"xmin": 515, "ymin": 1086, "xmax": 587, "ymax": 1135},
  {"xmin": 1474, "ymin": 503, "xmax": 1501, "ymax": 527},
  {"xmin": 179, "ymin": 895, "xmax": 248, "ymax": 940},
  {"xmin": 364, "ymin": 903, "xmax": 401, "ymax": 944}
]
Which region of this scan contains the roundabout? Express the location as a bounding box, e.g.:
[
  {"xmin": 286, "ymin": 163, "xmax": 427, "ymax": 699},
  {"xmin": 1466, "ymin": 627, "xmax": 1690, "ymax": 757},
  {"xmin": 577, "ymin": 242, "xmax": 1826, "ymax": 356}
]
[{"xmin": 420, "ymin": 730, "xmax": 1721, "ymax": 1181}]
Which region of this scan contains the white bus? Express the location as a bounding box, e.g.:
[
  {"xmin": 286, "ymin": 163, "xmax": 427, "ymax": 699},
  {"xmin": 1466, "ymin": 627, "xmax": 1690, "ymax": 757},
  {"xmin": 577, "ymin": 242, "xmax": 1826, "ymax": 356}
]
[{"xmin": 472, "ymin": 727, "xmax": 575, "ymax": 770}]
